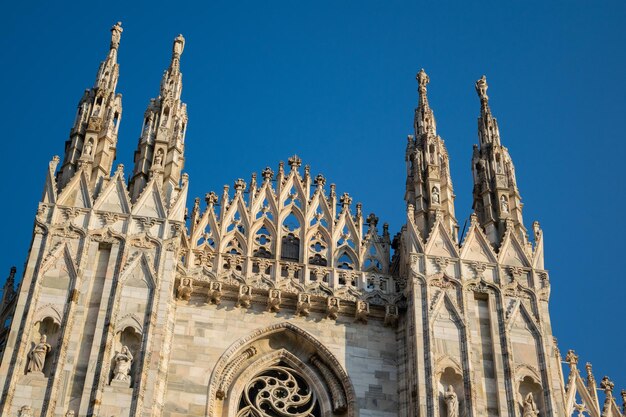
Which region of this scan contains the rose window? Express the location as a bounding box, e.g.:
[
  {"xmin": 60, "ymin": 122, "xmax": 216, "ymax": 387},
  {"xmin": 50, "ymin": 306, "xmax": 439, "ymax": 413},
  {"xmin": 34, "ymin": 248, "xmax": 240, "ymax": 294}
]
[{"xmin": 237, "ymin": 365, "xmax": 320, "ymax": 417}]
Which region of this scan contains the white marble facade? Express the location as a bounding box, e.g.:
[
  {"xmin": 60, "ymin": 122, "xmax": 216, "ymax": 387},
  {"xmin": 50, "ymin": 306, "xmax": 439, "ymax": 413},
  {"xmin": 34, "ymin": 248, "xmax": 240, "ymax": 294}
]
[{"xmin": 0, "ymin": 23, "xmax": 623, "ymax": 417}]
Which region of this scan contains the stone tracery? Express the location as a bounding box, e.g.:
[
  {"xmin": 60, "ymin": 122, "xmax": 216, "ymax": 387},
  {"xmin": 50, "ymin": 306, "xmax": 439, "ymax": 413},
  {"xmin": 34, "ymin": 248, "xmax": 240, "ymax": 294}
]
[{"xmin": 236, "ymin": 365, "xmax": 320, "ymax": 417}]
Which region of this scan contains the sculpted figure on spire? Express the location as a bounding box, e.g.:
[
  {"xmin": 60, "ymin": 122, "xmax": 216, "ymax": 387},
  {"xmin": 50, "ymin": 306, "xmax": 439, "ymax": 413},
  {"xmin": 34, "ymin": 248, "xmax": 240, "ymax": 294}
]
[
  {"xmin": 110, "ymin": 21, "xmax": 123, "ymax": 50},
  {"xmin": 475, "ymin": 74, "xmax": 488, "ymax": 103}
]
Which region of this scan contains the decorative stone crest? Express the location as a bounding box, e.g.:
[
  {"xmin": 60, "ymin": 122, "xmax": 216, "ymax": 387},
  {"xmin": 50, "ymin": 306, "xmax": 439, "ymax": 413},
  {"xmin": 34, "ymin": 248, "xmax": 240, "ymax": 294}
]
[
  {"xmin": 384, "ymin": 304, "xmax": 399, "ymax": 327},
  {"xmin": 176, "ymin": 277, "xmax": 193, "ymax": 301},
  {"xmin": 354, "ymin": 300, "xmax": 369, "ymax": 323},
  {"xmin": 327, "ymin": 297, "xmax": 340, "ymax": 320},
  {"xmin": 208, "ymin": 281, "xmax": 223, "ymax": 305},
  {"xmin": 296, "ymin": 293, "xmax": 312, "ymax": 317},
  {"xmin": 237, "ymin": 285, "xmax": 253, "ymax": 308},
  {"xmin": 267, "ymin": 289, "xmax": 281, "ymax": 312}
]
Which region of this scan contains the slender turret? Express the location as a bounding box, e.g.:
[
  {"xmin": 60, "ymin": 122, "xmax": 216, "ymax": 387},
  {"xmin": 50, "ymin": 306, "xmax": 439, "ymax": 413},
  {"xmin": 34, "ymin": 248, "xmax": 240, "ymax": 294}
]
[
  {"xmin": 57, "ymin": 22, "xmax": 123, "ymax": 191},
  {"xmin": 405, "ymin": 69, "xmax": 458, "ymax": 241},
  {"xmin": 471, "ymin": 75, "xmax": 527, "ymax": 247},
  {"xmin": 129, "ymin": 34, "xmax": 188, "ymax": 204}
]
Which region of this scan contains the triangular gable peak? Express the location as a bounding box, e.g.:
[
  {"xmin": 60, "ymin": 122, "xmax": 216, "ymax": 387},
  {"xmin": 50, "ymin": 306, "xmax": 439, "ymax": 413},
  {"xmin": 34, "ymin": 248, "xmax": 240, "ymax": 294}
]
[
  {"xmin": 42, "ymin": 156, "xmax": 60, "ymax": 204},
  {"xmin": 498, "ymin": 224, "xmax": 531, "ymax": 268},
  {"xmin": 40, "ymin": 242, "xmax": 79, "ymax": 279},
  {"xmin": 459, "ymin": 215, "xmax": 497, "ymax": 263},
  {"xmin": 119, "ymin": 252, "xmax": 157, "ymax": 289},
  {"xmin": 334, "ymin": 207, "xmax": 361, "ymax": 246},
  {"xmin": 278, "ymin": 165, "xmax": 310, "ymax": 212},
  {"xmin": 190, "ymin": 207, "xmax": 220, "ymax": 250},
  {"xmin": 250, "ymin": 179, "xmax": 279, "ymax": 222},
  {"xmin": 93, "ymin": 165, "xmax": 131, "ymax": 214},
  {"xmin": 404, "ymin": 205, "xmax": 425, "ymax": 253},
  {"xmin": 430, "ymin": 292, "xmax": 465, "ymax": 329},
  {"xmin": 168, "ymin": 173, "xmax": 189, "ymax": 222},
  {"xmin": 531, "ymin": 221, "xmax": 545, "ymax": 270},
  {"xmin": 425, "ymin": 215, "xmax": 459, "ymax": 258},
  {"xmin": 56, "ymin": 169, "xmax": 92, "ymax": 209},
  {"xmin": 221, "ymin": 188, "xmax": 251, "ymax": 236},
  {"xmin": 131, "ymin": 178, "xmax": 166, "ymax": 218},
  {"xmin": 307, "ymin": 189, "xmax": 334, "ymax": 230}
]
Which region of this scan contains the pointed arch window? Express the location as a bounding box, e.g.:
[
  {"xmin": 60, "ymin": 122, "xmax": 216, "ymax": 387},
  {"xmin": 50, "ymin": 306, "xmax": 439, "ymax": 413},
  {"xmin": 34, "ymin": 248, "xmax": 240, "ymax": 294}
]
[
  {"xmin": 237, "ymin": 363, "xmax": 321, "ymax": 417},
  {"xmin": 281, "ymin": 213, "xmax": 301, "ymax": 262}
]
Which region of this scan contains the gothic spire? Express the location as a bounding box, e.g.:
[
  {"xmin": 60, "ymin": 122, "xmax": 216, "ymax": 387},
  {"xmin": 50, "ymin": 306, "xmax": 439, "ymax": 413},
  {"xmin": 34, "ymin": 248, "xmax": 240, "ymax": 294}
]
[
  {"xmin": 471, "ymin": 75, "xmax": 527, "ymax": 247},
  {"xmin": 414, "ymin": 69, "xmax": 437, "ymax": 137},
  {"xmin": 405, "ymin": 69, "xmax": 458, "ymax": 242},
  {"xmin": 57, "ymin": 22, "xmax": 124, "ymax": 192},
  {"xmin": 129, "ymin": 34, "xmax": 188, "ymax": 205}
]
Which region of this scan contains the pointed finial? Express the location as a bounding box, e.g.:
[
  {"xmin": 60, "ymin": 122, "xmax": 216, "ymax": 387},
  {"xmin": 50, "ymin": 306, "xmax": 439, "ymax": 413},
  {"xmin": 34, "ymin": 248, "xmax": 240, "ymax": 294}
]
[
  {"xmin": 366, "ymin": 213, "xmax": 379, "ymax": 230},
  {"xmin": 110, "ymin": 22, "xmax": 123, "ymax": 50},
  {"xmin": 234, "ymin": 179, "xmax": 246, "ymax": 194},
  {"xmin": 288, "ymin": 155, "xmax": 302, "ymax": 170},
  {"xmin": 261, "ymin": 167, "xmax": 274, "ymax": 182},
  {"xmin": 565, "ymin": 350, "xmax": 579, "ymax": 368},
  {"xmin": 601, "ymin": 376, "xmax": 614, "ymax": 396},
  {"xmin": 475, "ymin": 75, "xmax": 489, "ymax": 103},
  {"xmin": 314, "ymin": 174, "xmax": 326, "ymax": 188}
]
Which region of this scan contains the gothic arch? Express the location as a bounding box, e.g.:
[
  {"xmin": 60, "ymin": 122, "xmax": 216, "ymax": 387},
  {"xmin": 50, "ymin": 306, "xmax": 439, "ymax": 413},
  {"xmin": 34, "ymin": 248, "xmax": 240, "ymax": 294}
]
[
  {"xmin": 33, "ymin": 304, "xmax": 63, "ymax": 327},
  {"xmin": 206, "ymin": 322, "xmax": 356, "ymax": 417}
]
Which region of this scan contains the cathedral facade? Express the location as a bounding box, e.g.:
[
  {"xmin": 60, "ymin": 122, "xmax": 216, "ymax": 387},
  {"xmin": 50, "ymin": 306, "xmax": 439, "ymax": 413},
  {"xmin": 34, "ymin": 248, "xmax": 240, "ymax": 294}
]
[{"xmin": 0, "ymin": 23, "xmax": 623, "ymax": 417}]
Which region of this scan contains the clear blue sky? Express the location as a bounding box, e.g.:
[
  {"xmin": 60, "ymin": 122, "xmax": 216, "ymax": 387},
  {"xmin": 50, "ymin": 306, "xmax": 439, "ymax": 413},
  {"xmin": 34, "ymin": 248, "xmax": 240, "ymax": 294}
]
[{"xmin": 1, "ymin": 1, "xmax": 624, "ymax": 390}]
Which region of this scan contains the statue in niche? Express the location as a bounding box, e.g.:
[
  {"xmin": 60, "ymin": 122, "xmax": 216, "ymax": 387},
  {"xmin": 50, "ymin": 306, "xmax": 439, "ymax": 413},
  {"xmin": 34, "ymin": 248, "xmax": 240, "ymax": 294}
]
[
  {"xmin": 154, "ymin": 149, "xmax": 164, "ymax": 167},
  {"xmin": 27, "ymin": 334, "xmax": 51, "ymax": 374},
  {"xmin": 500, "ymin": 195, "xmax": 509, "ymax": 214},
  {"xmin": 112, "ymin": 345, "xmax": 133, "ymax": 383},
  {"xmin": 444, "ymin": 385, "xmax": 458, "ymax": 417},
  {"xmin": 432, "ymin": 186, "xmax": 440, "ymax": 205},
  {"xmin": 83, "ymin": 139, "xmax": 94, "ymax": 157},
  {"xmin": 522, "ymin": 393, "xmax": 539, "ymax": 417},
  {"xmin": 65, "ymin": 411, "xmax": 75, "ymax": 417}
]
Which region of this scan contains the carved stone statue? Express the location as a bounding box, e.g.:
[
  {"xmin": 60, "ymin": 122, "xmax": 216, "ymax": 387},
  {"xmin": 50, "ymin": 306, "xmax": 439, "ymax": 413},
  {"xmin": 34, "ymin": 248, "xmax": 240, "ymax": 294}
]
[
  {"xmin": 18, "ymin": 405, "xmax": 33, "ymax": 417},
  {"xmin": 112, "ymin": 345, "xmax": 133, "ymax": 383},
  {"xmin": 354, "ymin": 300, "xmax": 369, "ymax": 323},
  {"xmin": 522, "ymin": 393, "xmax": 539, "ymax": 417},
  {"xmin": 176, "ymin": 277, "xmax": 193, "ymax": 301},
  {"xmin": 28, "ymin": 335, "xmax": 51, "ymax": 374},
  {"xmin": 444, "ymin": 385, "xmax": 458, "ymax": 417},
  {"xmin": 296, "ymin": 293, "xmax": 311, "ymax": 316},
  {"xmin": 500, "ymin": 195, "xmax": 509, "ymax": 214},
  {"xmin": 432, "ymin": 186, "xmax": 440, "ymax": 205},
  {"xmin": 475, "ymin": 75, "xmax": 489, "ymax": 102},
  {"xmin": 110, "ymin": 22, "xmax": 123, "ymax": 50},
  {"xmin": 327, "ymin": 297, "xmax": 340, "ymax": 320},
  {"xmin": 83, "ymin": 139, "xmax": 94, "ymax": 157},
  {"xmin": 65, "ymin": 410, "xmax": 75, "ymax": 417},
  {"xmin": 154, "ymin": 149, "xmax": 164, "ymax": 166},
  {"xmin": 267, "ymin": 289, "xmax": 281, "ymax": 312}
]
